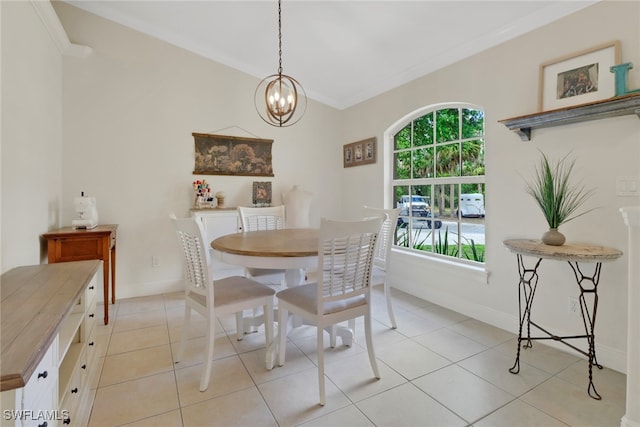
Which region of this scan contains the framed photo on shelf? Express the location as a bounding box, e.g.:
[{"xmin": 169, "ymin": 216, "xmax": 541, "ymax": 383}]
[
  {"xmin": 343, "ymin": 137, "xmax": 376, "ymax": 168},
  {"xmin": 538, "ymin": 40, "xmax": 621, "ymax": 111},
  {"xmin": 252, "ymin": 181, "xmax": 272, "ymax": 206}
]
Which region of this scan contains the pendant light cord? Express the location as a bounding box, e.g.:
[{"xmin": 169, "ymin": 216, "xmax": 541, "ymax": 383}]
[{"xmin": 277, "ymin": 0, "xmax": 283, "ymax": 76}]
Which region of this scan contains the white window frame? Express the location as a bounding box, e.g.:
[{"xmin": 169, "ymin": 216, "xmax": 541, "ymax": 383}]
[{"xmin": 383, "ymin": 102, "xmax": 485, "ymax": 266}]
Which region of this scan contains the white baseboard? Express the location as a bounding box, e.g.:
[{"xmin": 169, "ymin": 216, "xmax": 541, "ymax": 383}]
[
  {"xmin": 393, "ymin": 278, "xmax": 627, "ymax": 374},
  {"xmin": 116, "ymin": 279, "xmax": 183, "ymax": 300}
]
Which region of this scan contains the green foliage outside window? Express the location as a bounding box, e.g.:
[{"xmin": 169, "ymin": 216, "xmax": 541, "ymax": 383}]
[{"xmin": 392, "ymin": 105, "xmax": 486, "ymax": 264}]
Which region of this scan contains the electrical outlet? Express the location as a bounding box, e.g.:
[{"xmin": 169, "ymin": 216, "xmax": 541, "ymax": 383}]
[
  {"xmin": 568, "ymin": 296, "xmax": 580, "ymax": 315},
  {"xmin": 151, "ymin": 256, "xmax": 160, "ymax": 267}
]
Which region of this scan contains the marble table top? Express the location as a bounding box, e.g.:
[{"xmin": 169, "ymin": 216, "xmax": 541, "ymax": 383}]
[{"xmin": 503, "ymin": 239, "xmax": 623, "ymax": 263}]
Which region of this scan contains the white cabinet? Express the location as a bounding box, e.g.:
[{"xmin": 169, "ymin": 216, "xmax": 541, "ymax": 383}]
[
  {"xmin": 57, "ymin": 275, "xmax": 99, "ymax": 426},
  {"xmin": 1, "ymin": 261, "xmax": 101, "ymax": 427},
  {"xmin": 191, "ymin": 208, "xmax": 244, "ymax": 279},
  {"xmin": 2, "ymin": 338, "xmax": 60, "ymax": 427}
]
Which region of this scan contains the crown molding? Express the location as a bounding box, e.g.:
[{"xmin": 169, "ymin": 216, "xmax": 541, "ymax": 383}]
[{"xmin": 31, "ymin": 0, "xmax": 92, "ymax": 58}]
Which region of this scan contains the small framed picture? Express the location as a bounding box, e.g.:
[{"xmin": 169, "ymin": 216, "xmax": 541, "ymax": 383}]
[
  {"xmin": 343, "ymin": 137, "xmax": 376, "ymax": 168},
  {"xmin": 538, "ymin": 40, "xmax": 621, "ymax": 111},
  {"xmin": 252, "ymin": 181, "xmax": 272, "ymax": 206}
]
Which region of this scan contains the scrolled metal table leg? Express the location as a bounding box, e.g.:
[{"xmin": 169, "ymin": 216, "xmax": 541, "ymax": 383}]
[
  {"xmin": 510, "ymin": 255, "xmax": 542, "ymax": 374},
  {"xmin": 568, "ymin": 261, "xmax": 603, "ymax": 400}
]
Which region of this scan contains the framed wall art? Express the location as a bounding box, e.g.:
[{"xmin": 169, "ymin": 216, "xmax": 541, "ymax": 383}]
[
  {"xmin": 193, "ymin": 133, "xmax": 274, "ymax": 177},
  {"xmin": 538, "ymin": 40, "xmax": 621, "ymax": 111},
  {"xmin": 343, "ymin": 137, "xmax": 376, "ymax": 168},
  {"xmin": 252, "ymin": 181, "xmax": 272, "ymax": 206}
]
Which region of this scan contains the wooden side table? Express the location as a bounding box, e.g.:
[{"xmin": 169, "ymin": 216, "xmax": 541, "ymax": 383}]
[
  {"xmin": 43, "ymin": 224, "xmax": 118, "ymax": 324},
  {"xmin": 503, "ymin": 239, "xmax": 622, "ymax": 400}
]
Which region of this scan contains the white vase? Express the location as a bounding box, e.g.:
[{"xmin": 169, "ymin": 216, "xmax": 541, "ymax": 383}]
[{"xmin": 542, "ymin": 228, "xmax": 565, "ymax": 246}]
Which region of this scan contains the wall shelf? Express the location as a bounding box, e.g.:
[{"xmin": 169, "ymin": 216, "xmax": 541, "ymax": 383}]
[{"xmin": 499, "ymin": 93, "xmax": 640, "ymax": 141}]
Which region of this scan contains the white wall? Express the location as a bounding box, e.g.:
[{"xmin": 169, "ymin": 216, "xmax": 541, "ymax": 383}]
[
  {"xmin": 53, "ymin": 2, "xmax": 343, "ymax": 298},
  {"xmin": 1, "ymin": 1, "xmax": 63, "ymax": 273},
  {"xmin": 339, "ymin": 1, "xmax": 640, "ymax": 373}
]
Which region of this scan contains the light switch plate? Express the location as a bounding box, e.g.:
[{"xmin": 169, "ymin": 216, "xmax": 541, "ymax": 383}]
[{"xmin": 617, "ymin": 176, "xmax": 640, "ymax": 196}]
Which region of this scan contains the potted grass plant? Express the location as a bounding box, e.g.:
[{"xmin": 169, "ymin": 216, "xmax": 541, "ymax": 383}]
[{"xmin": 525, "ymin": 151, "xmax": 595, "ymax": 246}]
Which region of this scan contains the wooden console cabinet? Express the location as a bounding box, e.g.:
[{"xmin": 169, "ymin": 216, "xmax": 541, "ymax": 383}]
[
  {"xmin": 43, "ymin": 225, "xmax": 117, "ymax": 325},
  {"xmin": 1, "ymin": 260, "xmax": 101, "ymax": 427}
]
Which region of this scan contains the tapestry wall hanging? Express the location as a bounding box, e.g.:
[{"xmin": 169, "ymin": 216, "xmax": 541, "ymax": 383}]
[{"xmin": 193, "ymin": 133, "xmax": 274, "ymax": 177}]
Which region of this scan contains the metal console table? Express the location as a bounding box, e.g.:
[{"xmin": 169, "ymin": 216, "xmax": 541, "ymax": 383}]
[{"xmin": 503, "ymin": 239, "xmax": 622, "ymax": 400}]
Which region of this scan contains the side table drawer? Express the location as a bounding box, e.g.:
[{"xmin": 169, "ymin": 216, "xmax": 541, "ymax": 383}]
[{"xmin": 51, "ymin": 238, "xmax": 103, "ymax": 263}]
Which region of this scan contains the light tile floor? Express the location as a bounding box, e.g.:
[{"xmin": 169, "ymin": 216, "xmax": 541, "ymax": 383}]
[{"xmin": 87, "ymin": 286, "xmax": 626, "ymax": 427}]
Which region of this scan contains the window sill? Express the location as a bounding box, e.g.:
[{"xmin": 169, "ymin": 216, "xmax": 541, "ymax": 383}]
[{"xmin": 391, "ymin": 246, "xmax": 489, "ymax": 284}]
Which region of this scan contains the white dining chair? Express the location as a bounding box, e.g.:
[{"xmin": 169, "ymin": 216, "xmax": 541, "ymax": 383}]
[
  {"xmin": 363, "ymin": 205, "xmax": 401, "ymax": 329},
  {"xmin": 238, "ymin": 205, "xmax": 286, "ymax": 231},
  {"xmin": 170, "ymin": 215, "xmax": 275, "ymax": 392},
  {"xmin": 237, "ymin": 205, "xmax": 287, "ymax": 284},
  {"xmin": 236, "ymin": 205, "xmax": 288, "ymax": 282},
  {"xmin": 329, "ymin": 207, "xmax": 400, "ymax": 348},
  {"xmin": 276, "ymin": 216, "xmax": 383, "ymax": 405},
  {"xmin": 237, "ymin": 205, "xmax": 287, "ymax": 333}
]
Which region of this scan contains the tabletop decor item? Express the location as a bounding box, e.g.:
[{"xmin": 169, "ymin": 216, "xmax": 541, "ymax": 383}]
[
  {"xmin": 193, "ymin": 179, "xmax": 216, "ymax": 207},
  {"xmin": 252, "ymin": 181, "xmax": 272, "ymax": 206},
  {"xmin": 610, "ymin": 62, "xmax": 640, "ymax": 96},
  {"xmin": 525, "ymin": 151, "xmax": 595, "ymax": 245},
  {"xmin": 215, "ymin": 191, "xmax": 225, "ymax": 208}
]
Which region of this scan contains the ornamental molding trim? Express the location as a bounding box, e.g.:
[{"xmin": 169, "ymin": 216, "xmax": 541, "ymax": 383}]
[{"xmin": 31, "ymin": 0, "xmax": 92, "ymax": 58}]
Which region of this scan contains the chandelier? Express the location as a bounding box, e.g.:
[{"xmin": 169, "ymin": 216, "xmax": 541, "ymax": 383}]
[{"xmin": 254, "ymin": 0, "xmax": 306, "ymax": 127}]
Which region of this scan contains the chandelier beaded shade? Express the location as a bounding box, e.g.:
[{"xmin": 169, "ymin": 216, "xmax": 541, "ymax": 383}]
[{"xmin": 255, "ymin": 0, "xmax": 306, "ymax": 127}]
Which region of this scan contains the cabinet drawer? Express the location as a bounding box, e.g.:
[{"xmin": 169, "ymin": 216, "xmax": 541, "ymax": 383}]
[
  {"xmin": 85, "ymin": 276, "xmax": 97, "ymax": 307},
  {"xmin": 84, "ymin": 330, "xmax": 98, "ymax": 378},
  {"xmin": 59, "ymin": 348, "xmax": 94, "ymax": 427},
  {"xmin": 23, "ymin": 337, "xmax": 58, "ymax": 411},
  {"xmin": 59, "ymin": 365, "xmax": 82, "ymax": 427},
  {"xmin": 82, "ymin": 296, "xmax": 98, "ymax": 342},
  {"xmin": 22, "ymin": 385, "xmax": 60, "ymax": 427},
  {"xmin": 53, "ymin": 238, "xmax": 103, "ymax": 262},
  {"xmin": 70, "ymin": 275, "xmax": 97, "ymax": 316}
]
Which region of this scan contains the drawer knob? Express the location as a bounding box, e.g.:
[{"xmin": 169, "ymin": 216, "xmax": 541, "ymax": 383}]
[
  {"xmin": 38, "ymin": 422, "xmax": 48, "ymax": 427},
  {"xmin": 81, "ymin": 364, "xmax": 87, "ymax": 370},
  {"xmin": 89, "ymin": 285, "xmax": 94, "ymax": 290},
  {"xmin": 63, "ymin": 418, "xmax": 71, "ymax": 425},
  {"xmin": 71, "ymin": 387, "xmax": 78, "ymax": 393},
  {"xmin": 37, "ymin": 370, "xmax": 48, "ymax": 379},
  {"xmin": 89, "ymin": 313, "xmax": 95, "ymax": 318},
  {"xmin": 89, "ymin": 341, "xmax": 95, "ymax": 346}
]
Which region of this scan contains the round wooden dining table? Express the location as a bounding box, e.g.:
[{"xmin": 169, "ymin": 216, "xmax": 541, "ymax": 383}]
[
  {"xmin": 211, "ymin": 228, "xmax": 356, "ymax": 361},
  {"xmin": 211, "ymin": 228, "xmax": 319, "ymax": 286}
]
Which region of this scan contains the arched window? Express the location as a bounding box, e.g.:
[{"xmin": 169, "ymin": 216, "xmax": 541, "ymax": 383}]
[{"xmin": 387, "ymin": 103, "xmax": 485, "ymax": 264}]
